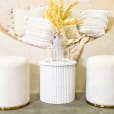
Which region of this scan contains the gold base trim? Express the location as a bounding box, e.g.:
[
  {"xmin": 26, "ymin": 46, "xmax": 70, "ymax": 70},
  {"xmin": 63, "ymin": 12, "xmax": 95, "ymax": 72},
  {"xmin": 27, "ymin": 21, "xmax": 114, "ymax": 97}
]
[
  {"xmin": 86, "ymin": 100, "xmax": 114, "ymax": 108},
  {"xmin": 0, "ymin": 101, "xmax": 30, "ymax": 110}
]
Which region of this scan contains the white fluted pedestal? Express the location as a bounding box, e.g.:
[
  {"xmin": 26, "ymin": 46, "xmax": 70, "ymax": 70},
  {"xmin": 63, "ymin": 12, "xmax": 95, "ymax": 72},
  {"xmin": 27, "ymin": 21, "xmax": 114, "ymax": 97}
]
[
  {"xmin": 86, "ymin": 56, "xmax": 114, "ymax": 108},
  {"xmin": 0, "ymin": 56, "xmax": 30, "ymax": 110},
  {"xmin": 40, "ymin": 59, "xmax": 76, "ymax": 104}
]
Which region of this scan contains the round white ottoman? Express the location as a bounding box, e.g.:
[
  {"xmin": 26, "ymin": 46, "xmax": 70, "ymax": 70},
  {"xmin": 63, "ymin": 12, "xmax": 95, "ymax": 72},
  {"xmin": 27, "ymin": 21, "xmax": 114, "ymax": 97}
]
[
  {"xmin": 40, "ymin": 59, "xmax": 76, "ymax": 104},
  {"xmin": 0, "ymin": 56, "xmax": 30, "ymax": 110},
  {"xmin": 86, "ymin": 56, "xmax": 114, "ymax": 108}
]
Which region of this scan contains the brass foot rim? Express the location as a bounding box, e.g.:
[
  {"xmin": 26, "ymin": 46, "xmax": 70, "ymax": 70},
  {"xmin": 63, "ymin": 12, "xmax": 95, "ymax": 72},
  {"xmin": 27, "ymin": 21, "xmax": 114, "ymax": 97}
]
[
  {"xmin": 0, "ymin": 101, "xmax": 30, "ymax": 110},
  {"xmin": 86, "ymin": 100, "xmax": 114, "ymax": 108}
]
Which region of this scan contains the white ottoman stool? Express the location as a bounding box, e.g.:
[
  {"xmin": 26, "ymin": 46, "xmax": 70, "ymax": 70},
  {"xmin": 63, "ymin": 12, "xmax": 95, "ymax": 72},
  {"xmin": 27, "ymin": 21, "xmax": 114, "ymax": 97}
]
[
  {"xmin": 86, "ymin": 56, "xmax": 114, "ymax": 108},
  {"xmin": 0, "ymin": 56, "xmax": 30, "ymax": 110}
]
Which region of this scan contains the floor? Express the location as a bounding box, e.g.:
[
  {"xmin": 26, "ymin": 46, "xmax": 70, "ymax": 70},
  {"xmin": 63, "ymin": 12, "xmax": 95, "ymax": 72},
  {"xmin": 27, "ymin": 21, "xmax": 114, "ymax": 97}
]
[{"xmin": 0, "ymin": 93, "xmax": 114, "ymax": 114}]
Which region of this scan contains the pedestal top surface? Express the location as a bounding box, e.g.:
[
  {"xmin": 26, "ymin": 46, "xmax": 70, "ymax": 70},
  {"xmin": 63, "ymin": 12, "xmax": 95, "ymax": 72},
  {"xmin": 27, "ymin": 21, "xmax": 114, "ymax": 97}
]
[{"xmin": 39, "ymin": 59, "xmax": 77, "ymax": 66}]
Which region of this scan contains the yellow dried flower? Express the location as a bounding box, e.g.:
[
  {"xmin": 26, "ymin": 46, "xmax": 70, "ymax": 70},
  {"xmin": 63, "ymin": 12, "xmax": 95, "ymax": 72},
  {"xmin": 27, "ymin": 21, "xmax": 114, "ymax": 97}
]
[
  {"xmin": 60, "ymin": 0, "xmax": 64, "ymax": 19},
  {"xmin": 49, "ymin": 0, "xmax": 55, "ymax": 13},
  {"xmin": 45, "ymin": 0, "xmax": 81, "ymax": 32},
  {"xmin": 46, "ymin": 11, "xmax": 58, "ymax": 29},
  {"xmin": 63, "ymin": 1, "xmax": 78, "ymax": 20},
  {"xmin": 64, "ymin": 18, "xmax": 83, "ymax": 26}
]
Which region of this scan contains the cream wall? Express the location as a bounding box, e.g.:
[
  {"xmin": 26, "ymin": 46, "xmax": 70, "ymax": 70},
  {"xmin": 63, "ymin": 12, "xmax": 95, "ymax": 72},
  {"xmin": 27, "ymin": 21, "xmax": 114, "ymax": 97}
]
[{"xmin": 0, "ymin": 0, "xmax": 114, "ymax": 93}]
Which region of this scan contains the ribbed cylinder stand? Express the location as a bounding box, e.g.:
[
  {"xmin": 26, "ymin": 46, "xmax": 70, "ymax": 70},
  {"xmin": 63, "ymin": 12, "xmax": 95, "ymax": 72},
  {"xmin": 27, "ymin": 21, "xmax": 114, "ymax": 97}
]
[{"xmin": 40, "ymin": 59, "xmax": 76, "ymax": 104}]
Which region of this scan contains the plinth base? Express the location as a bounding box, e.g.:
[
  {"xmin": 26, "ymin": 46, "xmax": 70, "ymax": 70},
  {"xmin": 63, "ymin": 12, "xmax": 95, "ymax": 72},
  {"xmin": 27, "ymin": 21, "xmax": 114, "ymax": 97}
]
[
  {"xmin": 0, "ymin": 101, "xmax": 30, "ymax": 110},
  {"xmin": 86, "ymin": 100, "xmax": 114, "ymax": 108}
]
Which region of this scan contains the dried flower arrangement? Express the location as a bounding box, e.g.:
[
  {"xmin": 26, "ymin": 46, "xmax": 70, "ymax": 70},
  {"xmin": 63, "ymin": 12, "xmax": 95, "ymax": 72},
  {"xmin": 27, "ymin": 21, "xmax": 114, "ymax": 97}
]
[
  {"xmin": 45, "ymin": 0, "xmax": 85, "ymax": 61},
  {"xmin": 45, "ymin": 0, "xmax": 82, "ymax": 32}
]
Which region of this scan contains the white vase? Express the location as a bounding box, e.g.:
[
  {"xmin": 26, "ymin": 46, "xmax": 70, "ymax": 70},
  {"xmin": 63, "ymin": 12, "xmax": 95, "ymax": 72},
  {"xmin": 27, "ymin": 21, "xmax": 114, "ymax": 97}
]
[{"xmin": 39, "ymin": 59, "xmax": 76, "ymax": 104}]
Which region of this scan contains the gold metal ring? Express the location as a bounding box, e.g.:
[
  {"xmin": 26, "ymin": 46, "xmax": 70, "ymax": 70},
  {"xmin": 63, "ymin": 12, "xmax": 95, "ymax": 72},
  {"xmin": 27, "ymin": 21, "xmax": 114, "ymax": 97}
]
[
  {"xmin": 86, "ymin": 100, "xmax": 114, "ymax": 108},
  {"xmin": 0, "ymin": 101, "xmax": 30, "ymax": 110}
]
